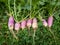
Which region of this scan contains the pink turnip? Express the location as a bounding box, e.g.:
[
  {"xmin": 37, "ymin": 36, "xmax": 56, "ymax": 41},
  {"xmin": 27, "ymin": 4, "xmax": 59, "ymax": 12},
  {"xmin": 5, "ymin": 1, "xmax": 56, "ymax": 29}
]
[
  {"xmin": 48, "ymin": 16, "xmax": 53, "ymax": 27},
  {"xmin": 21, "ymin": 20, "xmax": 26, "ymax": 30},
  {"xmin": 8, "ymin": 16, "xmax": 14, "ymax": 30},
  {"xmin": 15, "ymin": 22, "xmax": 20, "ymax": 31},
  {"xmin": 8, "ymin": 16, "xmax": 18, "ymax": 40},
  {"xmin": 32, "ymin": 18, "xmax": 38, "ymax": 30},
  {"xmin": 32, "ymin": 18, "xmax": 38, "ymax": 45},
  {"xmin": 27, "ymin": 19, "xmax": 32, "ymax": 29},
  {"xmin": 27, "ymin": 19, "xmax": 32, "ymax": 36},
  {"xmin": 42, "ymin": 19, "xmax": 48, "ymax": 27}
]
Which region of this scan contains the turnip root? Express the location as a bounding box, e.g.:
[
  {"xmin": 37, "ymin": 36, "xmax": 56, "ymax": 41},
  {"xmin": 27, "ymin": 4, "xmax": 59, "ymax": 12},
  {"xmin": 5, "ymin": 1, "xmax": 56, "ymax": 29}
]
[
  {"xmin": 21, "ymin": 20, "xmax": 26, "ymax": 30},
  {"xmin": 15, "ymin": 22, "xmax": 20, "ymax": 31},
  {"xmin": 32, "ymin": 18, "xmax": 38, "ymax": 45},
  {"xmin": 32, "ymin": 18, "xmax": 38, "ymax": 30},
  {"xmin": 42, "ymin": 19, "xmax": 48, "ymax": 27},
  {"xmin": 27, "ymin": 19, "xmax": 32, "ymax": 29},
  {"xmin": 8, "ymin": 16, "xmax": 14, "ymax": 30},
  {"xmin": 8, "ymin": 16, "xmax": 18, "ymax": 40},
  {"xmin": 48, "ymin": 16, "xmax": 53, "ymax": 27}
]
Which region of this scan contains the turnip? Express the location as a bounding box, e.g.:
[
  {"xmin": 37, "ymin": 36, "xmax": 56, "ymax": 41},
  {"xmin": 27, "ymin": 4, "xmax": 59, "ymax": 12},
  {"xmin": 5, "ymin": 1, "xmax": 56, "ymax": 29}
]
[
  {"xmin": 15, "ymin": 22, "xmax": 20, "ymax": 31},
  {"xmin": 47, "ymin": 16, "xmax": 57, "ymax": 44},
  {"xmin": 27, "ymin": 19, "xmax": 32, "ymax": 36},
  {"xmin": 42, "ymin": 19, "xmax": 48, "ymax": 27},
  {"xmin": 32, "ymin": 18, "xmax": 38, "ymax": 45},
  {"xmin": 48, "ymin": 16, "xmax": 53, "ymax": 27},
  {"xmin": 32, "ymin": 18, "xmax": 38, "ymax": 29},
  {"xmin": 8, "ymin": 16, "xmax": 18, "ymax": 40},
  {"xmin": 8, "ymin": 16, "xmax": 14, "ymax": 30},
  {"xmin": 27, "ymin": 19, "xmax": 32, "ymax": 29},
  {"xmin": 21, "ymin": 20, "xmax": 26, "ymax": 30}
]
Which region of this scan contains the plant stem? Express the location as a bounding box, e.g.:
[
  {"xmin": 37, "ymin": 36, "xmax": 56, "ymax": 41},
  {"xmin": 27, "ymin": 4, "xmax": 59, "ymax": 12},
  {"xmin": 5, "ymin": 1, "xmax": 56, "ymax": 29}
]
[
  {"xmin": 30, "ymin": 0, "xmax": 32, "ymax": 18},
  {"xmin": 14, "ymin": 0, "xmax": 16, "ymax": 16},
  {"xmin": 14, "ymin": 0, "xmax": 18, "ymax": 22},
  {"xmin": 8, "ymin": 0, "xmax": 10, "ymax": 13}
]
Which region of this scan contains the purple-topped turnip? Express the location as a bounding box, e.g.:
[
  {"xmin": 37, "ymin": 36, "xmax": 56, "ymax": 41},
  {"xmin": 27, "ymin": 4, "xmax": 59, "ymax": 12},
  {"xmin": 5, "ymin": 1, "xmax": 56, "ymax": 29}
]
[
  {"xmin": 32, "ymin": 18, "xmax": 38, "ymax": 45},
  {"xmin": 15, "ymin": 22, "xmax": 20, "ymax": 31},
  {"xmin": 8, "ymin": 16, "xmax": 18, "ymax": 40},
  {"xmin": 48, "ymin": 16, "xmax": 53, "ymax": 27},
  {"xmin": 32, "ymin": 18, "xmax": 38, "ymax": 30},
  {"xmin": 21, "ymin": 20, "xmax": 26, "ymax": 30},
  {"xmin": 27, "ymin": 19, "xmax": 32, "ymax": 29},
  {"xmin": 42, "ymin": 19, "xmax": 48, "ymax": 27},
  {"xmin": 8, "ymin": 16, "xmax": 14, "ymax": 30}
]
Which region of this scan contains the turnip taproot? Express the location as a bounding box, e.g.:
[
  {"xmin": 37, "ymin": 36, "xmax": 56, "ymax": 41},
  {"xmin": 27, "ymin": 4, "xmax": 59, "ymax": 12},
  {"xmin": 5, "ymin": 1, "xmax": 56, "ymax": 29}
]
[{"xmin": 48, "ymin": 16, "xmax": 53, "ymax": 27}]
